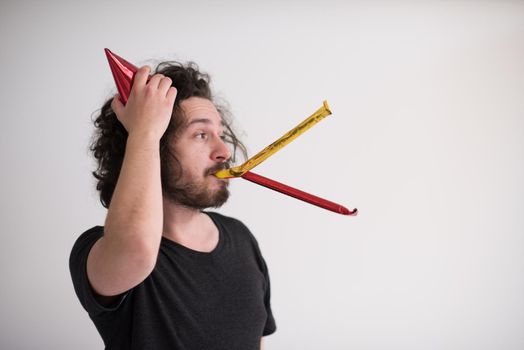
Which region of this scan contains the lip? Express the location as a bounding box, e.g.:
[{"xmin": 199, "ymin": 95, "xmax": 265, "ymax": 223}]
[{"xmin": 209, "ymin": 173, "xmax": 229, "ymax": 182}]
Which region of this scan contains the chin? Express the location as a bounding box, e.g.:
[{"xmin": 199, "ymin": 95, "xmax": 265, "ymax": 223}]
[
  {"xmin": 208, "ymin": 188, "xmax": 230, "ymax": 208},
  {"xmin": 162, "ymin": 176, "xmax": 230, "ymax": 209}
]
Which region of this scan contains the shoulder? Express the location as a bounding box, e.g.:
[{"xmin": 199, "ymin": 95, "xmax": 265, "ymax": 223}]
[
  {"xmin": 72, "ymin": 225, "xmax": 104, "ymax": 248},
  {"xmin": 205, "ymin": 211, "xmax": 250, "ymax": 232},
  {"xmin": 69, "ymin": 226, "xmax": 104, "ymax": 263},
  {"xmin": 205, "ymin": 211, "xmax": 259, "ymax": 244},
  {"xmin": 69, "ymin": 225, "xmax": 129, "ymax": 316}
]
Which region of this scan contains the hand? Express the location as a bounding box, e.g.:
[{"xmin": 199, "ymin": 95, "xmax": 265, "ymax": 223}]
[{"xmin": 111, "ymin": 66, "xmax": 177, "ymax": 141}]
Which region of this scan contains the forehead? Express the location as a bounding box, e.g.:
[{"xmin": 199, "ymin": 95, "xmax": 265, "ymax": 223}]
[{"xmin": 180, "ymin": 97, "xmax": 222, "ymax": 126}]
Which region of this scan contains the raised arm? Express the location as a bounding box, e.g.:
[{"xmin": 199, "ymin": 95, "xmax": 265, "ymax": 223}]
[{"xmin": 87, "ymin": 66, "xmax": 177, "ymax": 299}]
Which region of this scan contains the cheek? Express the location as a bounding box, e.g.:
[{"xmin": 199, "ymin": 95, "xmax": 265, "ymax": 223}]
[
  {"xmin": 174, "ymin": 139, "xmax": 211, "ymax": 173},
  {"xmin": 174, "ymin": 140, "xmax": 196, "ymax": 164},
  {"xmin": 178, "ymin": 152, "xmax": 207, "ymax": 176},
  {"xmin": 187, "ymin": 164, "xmax": 205, "ymax": 178}
]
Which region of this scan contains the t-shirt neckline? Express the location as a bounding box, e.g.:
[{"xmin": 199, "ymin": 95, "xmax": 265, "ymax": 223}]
[{"xmin": 160, "ymin": 211, "xmax": 223, "ymax": 257}]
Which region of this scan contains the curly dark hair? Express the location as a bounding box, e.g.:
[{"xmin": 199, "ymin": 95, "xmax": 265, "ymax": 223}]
[{"xmin": 89, "ymin": 61, "xmax": 247, "ymax": 209}]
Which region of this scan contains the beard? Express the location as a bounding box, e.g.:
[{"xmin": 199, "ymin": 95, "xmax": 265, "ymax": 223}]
[{"xmin": 162, "ymin": 160, "xmax": 230, "ymax": 210}]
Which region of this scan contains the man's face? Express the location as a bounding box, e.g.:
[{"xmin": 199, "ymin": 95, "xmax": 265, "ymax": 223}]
[{"xmin": 162, "ymin": 97, "xmax": 232, "ymax": 209}]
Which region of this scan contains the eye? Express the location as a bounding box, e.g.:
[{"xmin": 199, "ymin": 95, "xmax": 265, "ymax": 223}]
[
  {"xmin": 195, "ymin": 132, "xmax": 207, "ymax": 140},
  {"xmin": 220, "ymin": 135, "xmax": 227, "ymax": 141}
]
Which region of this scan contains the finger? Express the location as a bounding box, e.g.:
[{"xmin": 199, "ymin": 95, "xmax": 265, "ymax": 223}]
[
  {"xmin": 132, "ymin": 66, "xmax": 150, "ymax": 91},
  {"xmin": 158, "ymin": 76, "xmax": 173, "ymax": 95},
  {"xmin": 111, "ymin": 94, "xmax": 124, "ymax": 115},
  {"xmin": 146, "ymin": 73, "xmax": 164, "ymax": 89},
  {"xmin": 166, "ymin": 87, "xmax": 178, "ymax": 105}
]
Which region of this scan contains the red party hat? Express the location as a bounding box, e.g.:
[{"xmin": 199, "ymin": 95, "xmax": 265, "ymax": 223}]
[{"xmin": 104, "ymin": 48, "xmax": 138, "ymax": 105}]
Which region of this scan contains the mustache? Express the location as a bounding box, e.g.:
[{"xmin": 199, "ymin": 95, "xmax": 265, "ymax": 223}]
[{"xmin": 206, "ymin": 162, "xmax": 231, "ymax": 176}]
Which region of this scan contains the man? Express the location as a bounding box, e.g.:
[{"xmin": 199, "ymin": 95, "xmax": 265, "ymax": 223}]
[{"xmin": 69, "ymin": 61, "xmax": 276, "ymax": 350}]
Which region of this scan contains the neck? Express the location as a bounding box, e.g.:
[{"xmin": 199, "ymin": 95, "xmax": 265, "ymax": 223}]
[{"xmin": 162, "ymin": 196, "xmax": 211, "ymax": 241}]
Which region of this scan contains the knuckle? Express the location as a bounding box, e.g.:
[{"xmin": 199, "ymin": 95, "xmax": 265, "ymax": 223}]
[{"xmin": 145, "ymin": 85, "xmax": 155, "ymax": 94}]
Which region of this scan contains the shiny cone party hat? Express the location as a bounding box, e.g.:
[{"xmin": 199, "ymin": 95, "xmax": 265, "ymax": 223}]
[{"xmin": 105, "ymin": 48, "xmax": 138, "ymax": 105}]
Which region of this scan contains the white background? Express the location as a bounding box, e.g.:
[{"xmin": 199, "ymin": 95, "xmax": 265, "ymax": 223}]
[{"xmin": 1, "ymin": 1, "xmax": 523, "ymax": 349}]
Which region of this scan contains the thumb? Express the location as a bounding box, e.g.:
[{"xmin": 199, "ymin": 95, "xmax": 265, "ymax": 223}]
[{"xmin": 111, "ymin": 94, "xmax": 124, "ymax": 116}]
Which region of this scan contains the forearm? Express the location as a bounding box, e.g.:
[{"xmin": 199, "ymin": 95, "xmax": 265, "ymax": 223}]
[{"xmin": 104, "ymin": 132, "xmax": 163, "ymax": 253}]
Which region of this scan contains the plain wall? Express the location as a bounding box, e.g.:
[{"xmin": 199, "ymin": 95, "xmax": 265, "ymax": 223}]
[{"xmin": 1, "ymin": 1, "xmax": 523, "ymax": 349}]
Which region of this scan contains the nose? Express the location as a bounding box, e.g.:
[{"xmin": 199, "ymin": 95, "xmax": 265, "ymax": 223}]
[{"xmin": 211, "ymin": 136, "xmax": 232, "ymax": 162}]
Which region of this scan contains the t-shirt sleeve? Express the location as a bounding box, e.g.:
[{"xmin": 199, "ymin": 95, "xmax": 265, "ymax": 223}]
[
  {"xmin": 244, "ymin": 225, "xmax": 277, "ymax": 336},
  {"xmin": 260, "ymin": 253, "xmax": 277, "ymax": 336},
  {"xmin": 69, "ymin": 226, "xmax": 129, "ymax": 317},
  {"xmin": 233, "ymin": 216, "xmax": 277, "ymax": 336}
]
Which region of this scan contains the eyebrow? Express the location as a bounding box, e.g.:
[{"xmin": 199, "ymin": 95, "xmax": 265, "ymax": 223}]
[
  {"xmin": 187, "ymin": 118, "xmax": 213, "ymax": 126},
  {"xmin": 186, "ymin": 118, "xmax": 226, "ymax": 128}
]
